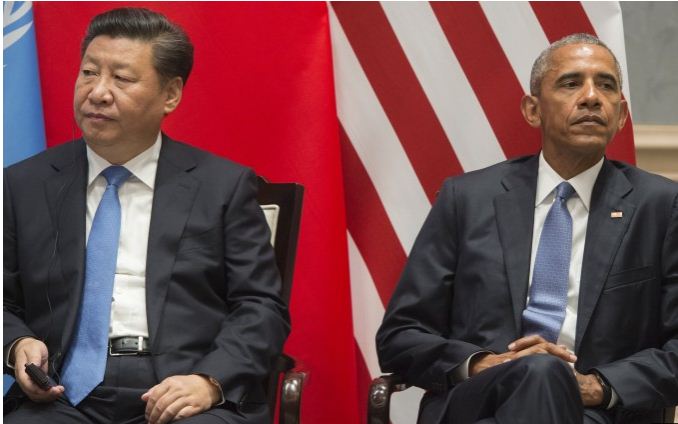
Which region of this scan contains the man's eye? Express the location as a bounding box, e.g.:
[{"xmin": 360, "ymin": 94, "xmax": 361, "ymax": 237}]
[
  {"xmin": 114, "ymin": 75, "xmax": 132, "ymax": 83},
  {"xmin": 82, "ymin": 70, "xmax": 96, "ymax": 77},
  {"xmin": 562, "ymin": 81, "xmax": 578, "ymax": 88}
]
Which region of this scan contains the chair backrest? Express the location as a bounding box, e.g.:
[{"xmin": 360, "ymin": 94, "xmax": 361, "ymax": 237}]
[
  {"xmin": 257, "ymin": 177, "xmax": 304, "ymax": 305},
  {"xmin": 256, "ymin": 176, "xmax": 304, "ymax": 418}
]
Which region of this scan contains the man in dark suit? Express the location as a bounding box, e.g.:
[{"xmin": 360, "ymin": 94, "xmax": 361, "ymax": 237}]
[
  {"xmin": 377, "ymin": 33, "xmax": 678, "ymax": 424},
  {"xmin": 4, "ymin": 8, "xmax": 289, "ymax": 424}
]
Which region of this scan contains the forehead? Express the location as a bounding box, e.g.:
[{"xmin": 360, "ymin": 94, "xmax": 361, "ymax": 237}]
[
  {"xmin": 82, "ymin": 35, "xmax": 154, "ymax": 65},
  {"xmin": 546, "ymin": 43, "xmax": 618, "ymax": 80}
]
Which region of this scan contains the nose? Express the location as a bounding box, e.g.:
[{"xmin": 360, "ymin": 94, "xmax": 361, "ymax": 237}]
[
  {"xmin": 578, "ymin": 80, "xmax": 601, "ymax": 109},
  {"xmin": 87, "ymin": 77, "xmax": 113, "ymax": 105}
]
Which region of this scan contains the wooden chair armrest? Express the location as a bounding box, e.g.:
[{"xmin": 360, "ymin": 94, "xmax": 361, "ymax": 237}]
[
  {"xmin": 368, "ymin": 374, "xmax": 410, "ymax": 424},
  {"xmin": 279, "ymin": 364, "xmax": 307, "ymax": 424}
]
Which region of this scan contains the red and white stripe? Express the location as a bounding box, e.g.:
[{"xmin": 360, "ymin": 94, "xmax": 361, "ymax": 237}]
[{"xmin": 329, "ymin": 2, "xmax": 635, "ymax": 422}]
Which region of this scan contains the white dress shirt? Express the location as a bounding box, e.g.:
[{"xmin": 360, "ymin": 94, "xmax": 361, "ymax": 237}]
[{"xmin": 86, "ymin": 134, "xmax": 161, "ymax": 339}]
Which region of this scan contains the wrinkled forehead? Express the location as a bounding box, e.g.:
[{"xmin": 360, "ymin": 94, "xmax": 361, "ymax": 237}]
[{"xmin": 548, "ymin": 43, "xmax": 619, "ymax": 81}]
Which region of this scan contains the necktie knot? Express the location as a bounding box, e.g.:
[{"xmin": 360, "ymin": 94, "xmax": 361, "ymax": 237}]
[
  {"xmin": 102, "ymin": 166, "xmax": 131, "ymax": 188},
  {"xmin": 555, "ymin": 181, "xmax": 575, "ymax": 202}
]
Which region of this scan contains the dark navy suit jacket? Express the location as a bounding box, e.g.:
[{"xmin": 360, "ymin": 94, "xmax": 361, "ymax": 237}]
[
  {"xmin": 377, "ymin": 154, "xmax": 678, "ymax": 422},
  {"xmin": 4, "ymin": 135, "xmax": 290, "ymax": 413}
]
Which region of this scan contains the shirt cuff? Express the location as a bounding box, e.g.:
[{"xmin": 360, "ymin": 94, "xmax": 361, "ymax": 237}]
[
  {"xmin": 593, "ymin": 369, "xmax": 618, "ymax": 410},
  {"xmin": 196, "ymin": 374, "xmax": 225, "ymax": 406},
  {"xmin": 450, "ymin": 351, "xmax": 491, "ymax": 383},
  {"xmin": 607, "ymin": 386, "xmax": 619, "ymax": 409},
  {"xmin": 4, "ymin": 336, "xmax": 32, "ymax": 370}
]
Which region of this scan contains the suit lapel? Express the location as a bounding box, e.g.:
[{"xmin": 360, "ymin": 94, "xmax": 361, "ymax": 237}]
[
  {"xmin": 146, "ymin": 136, "xmax": 200, "ymax": 348},
  {"xmin": 494, "ymin": 156, "xmax": 539, "ymax": 335},
  {"xmin": 44, "ymin": 140, "xmax": 88, "ymax": 350},
  {"xmin": 575, "ymin": 159, "xmax": 634, "ymax": 352}
]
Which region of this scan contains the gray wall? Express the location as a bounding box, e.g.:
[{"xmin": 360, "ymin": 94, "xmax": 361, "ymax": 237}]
[{"xmin": 621, "ymin": 2, "xmax": 678, "ymax": 125}]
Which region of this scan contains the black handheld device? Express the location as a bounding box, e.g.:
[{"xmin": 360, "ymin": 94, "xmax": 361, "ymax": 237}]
[{"xmin": 24, "ymin": 363, "xmax": 57, "ymax": 390}]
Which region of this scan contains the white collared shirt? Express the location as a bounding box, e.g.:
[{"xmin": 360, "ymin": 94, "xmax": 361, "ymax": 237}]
[
  {"xmin": 529, "ymin": 152, "xmax": 603, "ymax": 351},
  {"xmin": 86, "ymin": 134, "xmax": 161, "ymax": 339}
]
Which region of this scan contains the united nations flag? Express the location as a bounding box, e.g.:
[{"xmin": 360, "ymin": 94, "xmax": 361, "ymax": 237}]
[{"xmin": 4, "ymin": 1, "xmax": 46, "ymax": 167}]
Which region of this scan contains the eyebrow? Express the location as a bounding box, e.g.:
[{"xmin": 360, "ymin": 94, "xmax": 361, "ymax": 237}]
[
  {"xmin": 555, "ymin": 71, "xmax": 619, "ymax": 86},
  {"xmin": 82, "ymin": 55, "xmax": 134, "ymax": 70},
  {"xmin": 596, "ymin": 72, "xmax": 619, "ymax": 86}
]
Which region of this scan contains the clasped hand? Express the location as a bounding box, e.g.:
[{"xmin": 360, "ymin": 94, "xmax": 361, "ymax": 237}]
[
  {"xmin": 142, "ymin": 374, "xmax": 221, "ymax": 424},
  {"xmin": 468, "ymin": 335, "xmax": 604, "ymax": 406}
]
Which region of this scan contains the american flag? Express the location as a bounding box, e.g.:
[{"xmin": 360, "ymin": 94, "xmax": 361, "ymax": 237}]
[{"xmin": 329, "ymin": 2, "xmax": 635, "ymax": 422}]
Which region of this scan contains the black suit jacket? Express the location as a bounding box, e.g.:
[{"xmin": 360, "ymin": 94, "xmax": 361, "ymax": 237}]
[
  {"xmin": 377, "ymin": 155, "xmax": 678, "ymax": 420},
  {"xmin": 4, "ymin": 135, "xmax": 290, "ymax": 410}
]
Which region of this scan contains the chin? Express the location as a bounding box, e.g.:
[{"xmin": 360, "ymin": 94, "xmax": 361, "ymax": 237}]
[
  {"xmin": 569, "ymin": 138, "xmax": 609, "ymax": 154},
  {"xmin": 83, "ymin": 134, "xmax": 120, "ymax": 149}
]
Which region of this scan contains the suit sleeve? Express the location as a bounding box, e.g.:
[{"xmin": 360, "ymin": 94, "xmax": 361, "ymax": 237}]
[
  {"xmin": 190, "ymin": 169, "xmax": 290, "ymax": 405},
  {"xmin": 593, "ymin": 192, "xmax": 678, "ymax": 410},
  {"xmin": 376, "ymin": 179, "xmax": 487, "ymax": 392},
  {"xmin": 3, "ymin": 169, "xmax": 37, "ymax": 373}
]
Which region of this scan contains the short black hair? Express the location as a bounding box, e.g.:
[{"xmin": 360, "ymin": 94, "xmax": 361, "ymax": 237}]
[{"xmin": 81, "ymin": 7, "xmax": 193, "ymax": 85}]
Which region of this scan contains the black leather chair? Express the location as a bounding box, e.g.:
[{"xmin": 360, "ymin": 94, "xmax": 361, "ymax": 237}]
[
  {"xmin": 367, "ymin": 374, "xmax": 677, "ymax": 424},
  {"xmin": 257, "ymin": 177, "xmax": 306, "ymax": 424}
]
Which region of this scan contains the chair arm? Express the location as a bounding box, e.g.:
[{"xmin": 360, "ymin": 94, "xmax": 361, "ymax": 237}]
[
  {"xmin": 664, "ymin": 406, "xmax": 676, "ymax": 423},
  {"xmin": 279, "ymin": 363, "xmax": 307, "ymax": 424},
  {"xmin": 368, "ymin": 374, "xmax": 410, "ymax": 424}
]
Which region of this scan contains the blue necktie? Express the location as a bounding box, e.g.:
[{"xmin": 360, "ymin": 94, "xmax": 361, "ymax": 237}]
[
  {"xmin": 61, "ymin": 166, "xmax": 131, "ymax": 405},
  {"xmin": 522, "ymin": 182, "xmax": 575, "ymax": 343}
]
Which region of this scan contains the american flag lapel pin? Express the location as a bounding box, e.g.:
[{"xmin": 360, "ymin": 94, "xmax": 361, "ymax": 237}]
[{"xmin": 610, "ymin": 211, "xmax": 623, "ymax": 219}]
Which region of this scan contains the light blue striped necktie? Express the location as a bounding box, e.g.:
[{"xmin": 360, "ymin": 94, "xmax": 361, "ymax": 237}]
[
  {"xmin": 522, "ymin": 181, "xmax": 576, "ymax": 343},
  {"xmin": 61, "ymin": 165, "xmax": 131, "ymax": 405}
]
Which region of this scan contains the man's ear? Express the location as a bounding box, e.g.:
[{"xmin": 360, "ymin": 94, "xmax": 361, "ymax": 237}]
[
  {"xmin": 616, "ymin": 98, "xmax": 629, "ymax": 131},
  {"xmin": 163, "ymin": 76, "xmax": 183, "ymax": 115},
  {"xmin": 520, "ymin": 94, "xmax": 541, "ymax": 128}
]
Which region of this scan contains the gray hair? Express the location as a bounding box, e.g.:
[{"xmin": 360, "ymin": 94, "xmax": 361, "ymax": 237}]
[{"xmin": 529, "ymin": 33, "xmax": 622, "ymax": 96}]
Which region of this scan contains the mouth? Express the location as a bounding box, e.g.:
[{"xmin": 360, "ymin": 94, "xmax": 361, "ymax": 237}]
[
  {"xmin": 84, "ymin": 112, "xmax": 114, "ymax": 122},
  {"xmin": 572, "ymin": 115, "xmax": 605, "ymax": 126}
]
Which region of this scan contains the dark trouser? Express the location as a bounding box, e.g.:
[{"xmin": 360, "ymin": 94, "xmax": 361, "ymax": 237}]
[
  {"xmin": 4, "ymin": 356, "xmax": 269, "ymax": 424},
  {"xmin": 435, "ymin": 355, "xmax": 613, "ymax": 424}
]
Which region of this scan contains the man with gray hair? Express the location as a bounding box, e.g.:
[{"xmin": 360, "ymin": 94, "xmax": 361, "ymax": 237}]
[{"xmin": 377, "ymin": 33, "xmax": 678, "ymax": 423}]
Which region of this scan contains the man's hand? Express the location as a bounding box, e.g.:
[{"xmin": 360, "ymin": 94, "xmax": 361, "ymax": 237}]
[
  {"xmin": 142, "ymin": 374, "xmax": 220, "ymax": 424},
  {"xmin": 574, "ymin": 371, "xmax": 604, "ymax": 407},
  {"xmin": 10, "ymin": 337, "xmax": 64, "ymax": 402},
  {"xmin": 470, "ymin": 335, "xmax": 577, "ymax": 377}
]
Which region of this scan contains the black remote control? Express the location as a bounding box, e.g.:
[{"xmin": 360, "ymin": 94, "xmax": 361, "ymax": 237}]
[{"xmin": 24, "ymin": 363, "xmax": 57, "ymax": 390}]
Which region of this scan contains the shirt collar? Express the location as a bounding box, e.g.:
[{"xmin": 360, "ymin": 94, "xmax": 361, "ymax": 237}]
[
  {"xmin": 535, "ymin": 151, "xmax": 604, "ymax": 211},
  {"xmin": 86, "ymin": 133, "xmax": 162, "ymax": 189}
]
